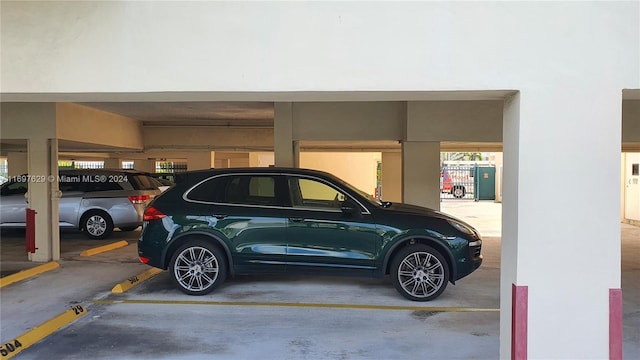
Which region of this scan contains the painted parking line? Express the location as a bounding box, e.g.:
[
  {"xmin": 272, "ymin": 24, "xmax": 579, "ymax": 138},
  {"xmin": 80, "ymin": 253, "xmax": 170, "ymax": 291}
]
[
  {"xmin": 0, "ymin": 304, "xmax": 87, "ymax": 359},
  {"xmin": 92, "ymin": 299, "xmax": 499, "ymax": 312},
  {"xmin": 111, "ymin": 268, "xmax": 164, "ymax": 293},
  {"xmin": 79, "ymin": 240, "xmax": 128, "ymax": 256},
  {"xmin": 0, "ymin": 262, "xmax": 60, "ymax": 288}
]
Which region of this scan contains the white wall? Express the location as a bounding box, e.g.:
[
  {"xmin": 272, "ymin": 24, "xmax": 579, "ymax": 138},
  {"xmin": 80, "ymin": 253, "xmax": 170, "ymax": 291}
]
[{"xmin": 2, "ymin": 2, "xmax": 637, "ymax": 94}]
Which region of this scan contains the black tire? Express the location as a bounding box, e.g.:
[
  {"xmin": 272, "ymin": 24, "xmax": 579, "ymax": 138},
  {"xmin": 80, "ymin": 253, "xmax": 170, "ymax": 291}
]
[
  {"xmin": 119, "ymin": 226, "xmax": 139, "ymax": 232},
  {"xmin": 391, "ymin": 244, "xmax": 450, "ymax": 301},
  {"xmin": 169, "ymin": 240, "xmax": 227, "ymax": 296},
  {"xmin": 81, "ymin": 210, "xmax": 114, "ymax": 240},
  {"xmin": 452, "ymin": 186, "xmax": 466, "ymax": 199}
]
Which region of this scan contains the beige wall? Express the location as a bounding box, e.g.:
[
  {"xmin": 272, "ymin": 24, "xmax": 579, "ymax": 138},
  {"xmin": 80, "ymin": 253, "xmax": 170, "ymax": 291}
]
[{"xmin": 300, "ymin": 152, "xmax": 381, "ymax": 197}]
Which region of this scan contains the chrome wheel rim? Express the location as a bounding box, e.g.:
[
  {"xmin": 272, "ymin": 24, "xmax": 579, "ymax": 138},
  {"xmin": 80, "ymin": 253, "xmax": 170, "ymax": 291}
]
[
  {"xmin": 86, "ymin": 215, "xmax": 107, "ymax": 236},
  {"xmin": 397, "ymin": 251, "xmax": 445, "ymax": 298},
  {"xmin": 174, "ymin": 246, "xmax": 219, "ymax": 292}
]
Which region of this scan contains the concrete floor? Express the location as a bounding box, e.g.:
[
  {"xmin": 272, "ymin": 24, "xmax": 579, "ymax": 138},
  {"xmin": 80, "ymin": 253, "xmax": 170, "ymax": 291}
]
[{"xmin": 0, "ymin": 201, "xmax": 638, "ymax": 359}]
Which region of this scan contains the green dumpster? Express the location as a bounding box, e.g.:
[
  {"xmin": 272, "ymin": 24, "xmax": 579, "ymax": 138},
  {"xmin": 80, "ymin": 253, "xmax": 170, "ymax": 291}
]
[{"xmin": 474, "ymin": 166, "xmax": 496, "ymax": 200}]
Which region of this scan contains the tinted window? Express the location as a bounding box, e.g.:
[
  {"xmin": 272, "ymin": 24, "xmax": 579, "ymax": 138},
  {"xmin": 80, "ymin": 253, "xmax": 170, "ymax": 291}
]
[
  {"xmin": 187, "ymin": 176, "xmax": 228, "ymax": 202},
  {"xmin": 224, "ymin": 175, "xmax": 277, "ymax": 206},
  {"xmin": 59, "ymin": 181, "xmax": 84, "ymax": 192},
  {"xmin": 0, "ymin": 181, "xmax": 28, "ymax": 196},
  {"xmin": 289, "ymin": 177, "xmax": 345, "ymax": 210},
  {"xmin": 86, "ymin": 180, "xmax": 123, "ymax": 192},
  {"xmin": 129, "ymin": 175, "xmax": 162, "ymax": 190}
]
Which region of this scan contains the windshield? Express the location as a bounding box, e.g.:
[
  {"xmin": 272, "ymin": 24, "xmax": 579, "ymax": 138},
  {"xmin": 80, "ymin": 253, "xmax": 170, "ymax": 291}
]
[{"xmin": 335, "ymin": 177, "xmax": 385, "ymax": 207}]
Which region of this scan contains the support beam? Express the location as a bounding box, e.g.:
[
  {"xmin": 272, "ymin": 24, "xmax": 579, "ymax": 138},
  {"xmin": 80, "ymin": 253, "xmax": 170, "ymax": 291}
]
[
  {"xmin": 187, "ymin": 152, "xmax": 215, "ymax": 170},
  {"xmin": 500, "ymin": 90, "xmax": 621, "ymax": 359},
  {"xmin": 104, "ymin": 158, "xmax": 121, "ymax": 169},
  {"xmin": 27, "ymin": 138, "xmax": 60, "ymax": 261},
  {"xmin": 134, "ymin": 159, "xmax": 156, "ymax": 173},
  {"xmin": 56, "ymin": 103, "xmax": 143, "ymax": 150},
  {"xmin": 7, "ymin": 152, "xmax": 28, "ymax": 176},
  {"xmin": 274, "ymin": 102, "xmax": 299, "ymax": 167},
  {"xmin": 381, "ymin": 152, "xmax": 402, "ymax": 202},
  {"xmin": 401, "ymin": 141, "xmax": 440, "ymax": 210}
]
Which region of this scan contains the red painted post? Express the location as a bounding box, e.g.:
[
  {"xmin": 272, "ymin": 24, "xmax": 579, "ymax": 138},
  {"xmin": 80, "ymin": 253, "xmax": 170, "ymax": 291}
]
[
  {"xmin": 512, "ymin": 284, "xmax": 528, "ymax": 360},
  {"xmin": 610, "ymin": 288, "xmax": 623, "ymax": 360},
  {"xmin": 25, "ymin": 208, "xmax": 37, "ymax": 253}
]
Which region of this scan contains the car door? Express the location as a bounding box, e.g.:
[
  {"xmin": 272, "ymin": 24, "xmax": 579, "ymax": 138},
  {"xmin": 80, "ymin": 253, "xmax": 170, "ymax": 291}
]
[
  {"xmin": 190, "ymin": 174, "xmax": 289, "ymax": 273},
  {"xmin": 0, "ymin": 180, "xmax": 29, "ymax": 226},
  {"xmin": 58, "ymin": 180, "xmax": 85, "ymax": 228},
  {"xmin": 283, "ymin": 175, "xmax": 380, "ymax": 275}
]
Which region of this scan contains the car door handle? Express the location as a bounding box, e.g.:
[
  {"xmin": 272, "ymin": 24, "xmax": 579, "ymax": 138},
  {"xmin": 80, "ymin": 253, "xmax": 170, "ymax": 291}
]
[
  {"xmin": 214, "ymin": 214, "xmax": 227, "ymax": 219},
  {"xmin": 289, "ymin": 217, "xmax": 304, "ymax": 222}
]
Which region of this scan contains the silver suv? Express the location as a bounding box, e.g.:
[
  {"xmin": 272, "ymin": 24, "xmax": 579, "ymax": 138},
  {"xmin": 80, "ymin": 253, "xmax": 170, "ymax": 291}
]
[{"xmin": 0, "ymin": 169, "xmax": 162, "ymax": 239}]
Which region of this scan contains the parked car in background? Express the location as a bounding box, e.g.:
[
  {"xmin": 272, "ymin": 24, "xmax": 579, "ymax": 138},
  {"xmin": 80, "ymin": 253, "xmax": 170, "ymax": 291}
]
[
  {"xmin": 0, "ymin": 169, "xmax": 162, "ymax": 239},
  {"xmin": 138, "ymin": 167, "xmax": 483, "ymax": 301}
]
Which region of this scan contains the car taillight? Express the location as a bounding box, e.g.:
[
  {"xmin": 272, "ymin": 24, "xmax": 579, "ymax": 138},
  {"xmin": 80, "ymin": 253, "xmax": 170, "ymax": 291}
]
[
  {"xmin": 143, "ymin": 207, "xmax": 166, "ymax": 221},
  {"xmin": 139, "ymin": 256, "xmax": 150, "ymax": 264},
  {"xmin": 129, "ymin": 195, "xmax": 151, "ymax": 204}
]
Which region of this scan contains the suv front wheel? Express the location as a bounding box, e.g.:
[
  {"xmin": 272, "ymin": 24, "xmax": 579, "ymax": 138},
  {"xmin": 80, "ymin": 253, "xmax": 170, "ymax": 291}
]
[
  {"xmin": 391, "ymin": 244, "xmax": 450, "ymax": 301},
  {"xmin": 169, "ymin": 240, "xmax": 227, "ymax": 295}
]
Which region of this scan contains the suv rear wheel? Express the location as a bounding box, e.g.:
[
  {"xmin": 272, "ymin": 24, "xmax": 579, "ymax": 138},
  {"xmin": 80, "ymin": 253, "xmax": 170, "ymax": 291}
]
[
  {"xmin": 82, "ymin": 210, "xmax": 114, "ymax": 240},
  {"xmin": 391, "ymin": 244, "xmax": 449, "ymax": 301},
  {"xmin": 169, "ymin": 240, "xmax": 227, "ymax": 295}
]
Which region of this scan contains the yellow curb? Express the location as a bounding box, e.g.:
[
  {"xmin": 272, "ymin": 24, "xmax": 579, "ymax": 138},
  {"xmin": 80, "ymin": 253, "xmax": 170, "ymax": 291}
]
[
  {"xmin": 80, "ymin": 240, "xmax": 128, "ymax": 257},
  {"xmin": 111, "ymin": 268, "xmax": 164, "ymax": 293},
  {"xmin": 0, "ymin": 304, "xmax": 87, "ymax": 359},
  {"xmin": 0, "ymin": 262, "xmax": 60, "ymax": 288}
]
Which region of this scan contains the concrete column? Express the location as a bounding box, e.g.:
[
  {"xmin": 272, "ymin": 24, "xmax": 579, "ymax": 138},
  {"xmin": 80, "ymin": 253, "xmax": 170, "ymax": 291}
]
[
  {"xmin": 274, "ymin": 102, "xmax": 299, "ymax": 167},
  {"xmin": 27, "ymin": 138, "xmax": 60, "ymax": 262},
  {"xmin": 104, "ymin": 158, "xmax": 121, "ymax": 169},
  {"xmin": 134, "ymin": 159, "xmax": 156, "ymax": 173},
  {"xmin": 187, "ymin": 151, "xmax": 215, "ymax": 170},
  {"xmin": 381, "ymin": 152, "xmax": 402, "ymax": 202},
  {"xmin": 494, "ymin": 152, "xmax": 503, "ymax": 203},
  {"xmin": 7, "ymin": 151, "xmax": 28, "ymax": 176},
  {"xmin": 500, "ymin": 90, "xmax": 621, "ymax": 359},
  {"xmin": 401, "ymin": 141, "xmax": 440, "ymax": 210},
  {"xmin": 249, "ymin": 152, "xmax": 275, "ymax": 167}
]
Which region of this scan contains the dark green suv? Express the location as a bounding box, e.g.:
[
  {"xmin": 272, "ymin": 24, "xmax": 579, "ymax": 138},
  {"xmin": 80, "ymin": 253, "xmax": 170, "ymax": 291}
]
[{"xmin": 138, "ymin": 168, "xmax": 482, "ymax": 301}]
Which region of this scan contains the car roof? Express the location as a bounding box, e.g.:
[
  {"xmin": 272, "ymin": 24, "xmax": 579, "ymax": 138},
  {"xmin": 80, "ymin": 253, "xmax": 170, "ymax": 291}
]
[{"xmin": 174, "ymin": 167, "xmax": 338, "ymax": 183}]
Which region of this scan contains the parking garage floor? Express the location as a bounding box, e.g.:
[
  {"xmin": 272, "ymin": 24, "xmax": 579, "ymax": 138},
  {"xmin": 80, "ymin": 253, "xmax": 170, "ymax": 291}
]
[{"xmin": 0, "ymin": 201, "xmax": 638, "ymax": 359}]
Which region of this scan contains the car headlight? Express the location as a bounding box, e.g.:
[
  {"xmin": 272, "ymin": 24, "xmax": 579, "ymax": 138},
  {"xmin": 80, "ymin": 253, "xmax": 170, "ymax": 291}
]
[{"xmin": 447, "ymin": 220, "xmax": 474, "ymax": 236}]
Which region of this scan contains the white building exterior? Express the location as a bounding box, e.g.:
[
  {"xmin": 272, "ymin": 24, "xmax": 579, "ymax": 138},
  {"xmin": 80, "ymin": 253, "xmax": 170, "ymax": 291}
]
[{"xmin": 1, "ymin": 1, "xmax": 639, "ymax": 359}]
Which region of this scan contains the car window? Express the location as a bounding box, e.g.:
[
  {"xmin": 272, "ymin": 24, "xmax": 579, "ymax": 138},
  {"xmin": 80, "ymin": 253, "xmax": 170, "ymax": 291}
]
[
  {"xmin": 288, "ymin": 177, "xmax": 345, "ymax": 210},
  {"xmin": 85, "ymin": 180, "xmax": 123, "ymax": 192},
  {"xmin": 0, "ymin": 181, "xmax": 28, "ymax": 196},
  {"xmin": 129, "ymin": 175, "xmax": 162, "ymax": 190},
  {"xmin": 224, "ymin": 175, "xmax": 277, "ymax": 206},
  {"xmin": 186, "ymin": 176, "xmax": 228, "ymax": 202},
  {"xmin": 59, "ymin": 181, "xmax": 84, "ymax": 192}
]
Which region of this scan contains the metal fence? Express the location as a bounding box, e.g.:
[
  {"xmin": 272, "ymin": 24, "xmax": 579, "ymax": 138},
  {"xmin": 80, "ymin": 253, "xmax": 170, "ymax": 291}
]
[
  {"xmin": 440, "ymin": 165, "xmax": 476, "ymax": 200},
  {"xmin": 156, "ymin": 162, "xmax": 188, "ymax": 173}
]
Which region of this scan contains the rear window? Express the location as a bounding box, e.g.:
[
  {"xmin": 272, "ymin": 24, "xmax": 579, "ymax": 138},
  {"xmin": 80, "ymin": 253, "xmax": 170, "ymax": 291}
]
[
  {"xmin": 186, "ymin": 176, "xmax": 228, "ymax": 202},
  {"xmin": 129, "ymin": 175, "xmax": 162, "ymax": 190}
]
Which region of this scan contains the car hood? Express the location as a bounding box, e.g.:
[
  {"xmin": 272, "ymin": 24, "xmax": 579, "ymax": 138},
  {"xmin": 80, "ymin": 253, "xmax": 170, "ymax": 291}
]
[{"xmin": 383, "ymin": 202, "xmax": 469, "ymax": 224}]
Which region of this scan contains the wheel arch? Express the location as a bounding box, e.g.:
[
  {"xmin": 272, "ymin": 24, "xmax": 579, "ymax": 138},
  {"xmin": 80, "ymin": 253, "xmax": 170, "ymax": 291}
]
[
  {"xmin": 383, "ymin": 237, "xmax": 457, "ymax": 284},
  {"xmin": 162, "ymin": 231, "xmax": 234, "ymax": 274}
]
